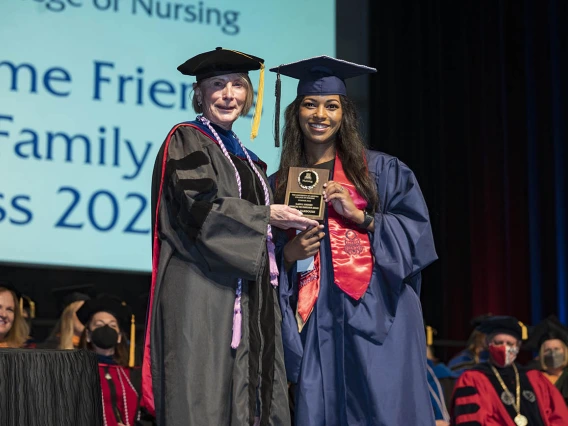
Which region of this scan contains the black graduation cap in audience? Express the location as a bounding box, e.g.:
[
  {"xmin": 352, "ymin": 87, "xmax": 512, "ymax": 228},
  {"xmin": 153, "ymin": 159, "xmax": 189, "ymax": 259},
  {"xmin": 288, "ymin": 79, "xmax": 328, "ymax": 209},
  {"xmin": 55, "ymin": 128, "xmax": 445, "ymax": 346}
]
[
  {"xmin": 470, "ymin": 313, "xmax": 493, "ymax": 328},
  {"xmin": 269, "ymin": 55, "xmax": 376, "ymax": 146},
  {"xmin": 270, "ymin": 55, "xmax": 377, "ymax": 97},
  {"xmin": 77, "ymin": 294, "xmax": 137, "ymax": 367},
  {"xmin": 76, "ymin": 294, "xmax": 131, "ymax": 331},
  {"xmin": 476, "ymin": 315, "xmax": 528, "ymax": 341},
  {"xmin": 51, "ymin": 284, "xmax": 95, "ymax": 313},
  {"xmin": 0, "ymin": 280, "xmax": 34, "ymax": 317},
  {"xmin": 0, "ymin": 279, "xmax": 21, "ymax": 299},
  {"xmin": 524, "ymin": 315, "xmax": 568, "ymax": 351}
]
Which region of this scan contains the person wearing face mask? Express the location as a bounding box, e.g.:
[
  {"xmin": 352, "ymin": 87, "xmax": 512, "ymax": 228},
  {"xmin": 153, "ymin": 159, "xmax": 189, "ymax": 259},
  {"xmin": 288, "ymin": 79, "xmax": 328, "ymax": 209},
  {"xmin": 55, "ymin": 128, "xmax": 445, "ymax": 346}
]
[
  {"xmin": 450, "ymin": 316, "xmax": 568, "ymax": 426},
  {"xmin": 525, "ymin": 315, "xmax": 568, "ymax": 406},
  {"xmin": 77, "ymin": 295, "xmax": 144, "ymax": 426}
]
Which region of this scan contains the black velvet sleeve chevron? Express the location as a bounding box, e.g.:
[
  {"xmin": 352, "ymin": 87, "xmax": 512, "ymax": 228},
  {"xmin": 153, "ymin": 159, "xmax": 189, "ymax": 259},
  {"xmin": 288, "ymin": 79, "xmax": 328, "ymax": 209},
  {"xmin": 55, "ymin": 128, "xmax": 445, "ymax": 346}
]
[
  {"xmin": 166, "ymin": 150, "xmax": 215, "ymax": 240},
  {"xmin": 159, "ymin": 126, "xmax": 270, "ymax": 280},
  {"xmin": 450, "ymin": 378, "xmax": 483, "ymax": 425}
]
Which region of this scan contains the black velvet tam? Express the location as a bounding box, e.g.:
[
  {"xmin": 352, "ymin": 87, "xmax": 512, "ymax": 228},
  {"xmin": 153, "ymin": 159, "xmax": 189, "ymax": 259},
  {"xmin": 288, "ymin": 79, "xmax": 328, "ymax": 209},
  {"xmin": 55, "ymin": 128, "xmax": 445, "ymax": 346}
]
[{"xmin": 178, "ymin": 47, "xmax": 264, "ymax": 81}]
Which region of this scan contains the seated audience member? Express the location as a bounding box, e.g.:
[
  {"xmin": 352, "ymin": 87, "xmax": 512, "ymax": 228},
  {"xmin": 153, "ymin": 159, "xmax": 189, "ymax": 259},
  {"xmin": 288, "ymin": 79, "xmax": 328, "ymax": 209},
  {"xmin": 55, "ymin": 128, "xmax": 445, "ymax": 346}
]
[
  {"xmin": 448, "ymin": 314, "xmax": 491, "ymax": 375},
  {"xmin": 0, "ymin": 281, "xmax": 31, "ymax": 348},
  {"xmin": 525, "ymin": 315, "xmax": 568, "ymax": 406},
  {"xmin": 426, "ymin": 326, "xmax": 452, "ymax": 426},
  {"xmin": 77, "ymin": 295, "xmax": 147, "ymax": 426},
  {"xmin": 42, "ymin": 284, "xmax": 93, "ymax": 349},
  {"xmin": 450, "ymin": 316, "xmax": 568, "ymax": 425}
]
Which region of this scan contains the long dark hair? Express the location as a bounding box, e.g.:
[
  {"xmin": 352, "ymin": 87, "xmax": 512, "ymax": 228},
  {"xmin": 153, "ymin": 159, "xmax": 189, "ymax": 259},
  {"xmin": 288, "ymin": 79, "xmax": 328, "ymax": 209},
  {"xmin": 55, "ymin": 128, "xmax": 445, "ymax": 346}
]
[{"xmin": 274, "ymin": 95, "xmax": 378, "ymax": 212}]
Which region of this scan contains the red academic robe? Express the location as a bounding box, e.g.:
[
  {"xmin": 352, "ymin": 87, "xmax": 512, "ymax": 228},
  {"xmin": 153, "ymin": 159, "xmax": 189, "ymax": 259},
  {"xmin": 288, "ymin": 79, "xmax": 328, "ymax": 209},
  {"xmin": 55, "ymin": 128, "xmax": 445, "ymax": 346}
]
[
  {"xmin": 450, "ymin": 366, "xmax": 568, "ymax": 425},
  {"xmin": 99, "ymin": 364, "xmax": 139, "ymax": 426}
]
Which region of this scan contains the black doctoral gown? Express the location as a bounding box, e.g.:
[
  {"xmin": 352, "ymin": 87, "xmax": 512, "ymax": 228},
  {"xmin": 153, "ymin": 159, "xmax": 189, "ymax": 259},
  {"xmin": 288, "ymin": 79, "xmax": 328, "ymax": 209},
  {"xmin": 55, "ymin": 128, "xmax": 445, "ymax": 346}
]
[{"xmin": 142, "ymin": 120, "xmax": 290, "ymax": 426}]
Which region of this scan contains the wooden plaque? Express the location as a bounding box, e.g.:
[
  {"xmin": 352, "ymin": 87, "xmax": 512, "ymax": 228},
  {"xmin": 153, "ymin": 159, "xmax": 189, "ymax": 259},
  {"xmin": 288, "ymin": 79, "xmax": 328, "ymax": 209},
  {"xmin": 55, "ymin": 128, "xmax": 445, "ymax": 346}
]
[{"xmin": 285, "ymin": 167, "xmax": 330, "ymax": 220}]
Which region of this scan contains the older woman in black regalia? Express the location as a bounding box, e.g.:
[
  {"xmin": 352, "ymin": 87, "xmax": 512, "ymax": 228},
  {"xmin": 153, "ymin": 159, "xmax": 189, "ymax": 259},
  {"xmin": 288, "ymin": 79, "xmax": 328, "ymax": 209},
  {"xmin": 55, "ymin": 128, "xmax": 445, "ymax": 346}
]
[
  {"xmin": 142, "ymin": 47, "xmax": 318, "ymax": 425},
  {"xmin": 270, "ymin": 56, "xmax": 438, "ymax": 426}
]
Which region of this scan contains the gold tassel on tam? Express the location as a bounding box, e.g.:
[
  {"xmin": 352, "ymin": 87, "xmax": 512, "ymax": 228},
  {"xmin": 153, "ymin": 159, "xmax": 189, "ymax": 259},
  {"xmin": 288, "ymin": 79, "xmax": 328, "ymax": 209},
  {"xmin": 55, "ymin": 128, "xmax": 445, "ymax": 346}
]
[
  {"xmin": 518, "ymin": 321, "xmax": 528, "ymax": 340},
  {"xmin": 29, "ymin": 299, "xmax": 36, "ymax": 319},
  {"xmin": 22, "ymin": 295, "xmax": 36, "ymax": 318},
  {"xmin": 426, "ymin": 325, "xmax": 435, "ymax": 346},
  {"xmin": 250, "ymin": 63, "xmax": 265, "ymax": 140},
  {"xmin": 129, "ymin": 314, "xmax": 136, "ymax": 367},
  {"xmin": 225, "ymin": 48, "xmax": 264, "ymax": 140}
]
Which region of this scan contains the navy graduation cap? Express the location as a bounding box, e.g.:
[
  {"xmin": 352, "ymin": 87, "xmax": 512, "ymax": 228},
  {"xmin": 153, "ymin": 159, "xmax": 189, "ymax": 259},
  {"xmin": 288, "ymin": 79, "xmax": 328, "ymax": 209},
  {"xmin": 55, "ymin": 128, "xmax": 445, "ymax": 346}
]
[
  {"xmin": 270, "ymin": 55, "xmax": 376, "ymax": 96},
  {"xmin": 270, "ymin": 55, "xmax": 376, "ymax": 146}
]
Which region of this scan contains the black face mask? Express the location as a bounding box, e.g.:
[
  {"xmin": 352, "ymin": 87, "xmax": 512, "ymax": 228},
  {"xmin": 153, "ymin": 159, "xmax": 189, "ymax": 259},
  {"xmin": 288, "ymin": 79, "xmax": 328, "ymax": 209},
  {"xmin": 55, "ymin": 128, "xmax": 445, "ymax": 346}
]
[{"xmin": 90, "ymin": 325, "xmax": 119, "ymax": 349}]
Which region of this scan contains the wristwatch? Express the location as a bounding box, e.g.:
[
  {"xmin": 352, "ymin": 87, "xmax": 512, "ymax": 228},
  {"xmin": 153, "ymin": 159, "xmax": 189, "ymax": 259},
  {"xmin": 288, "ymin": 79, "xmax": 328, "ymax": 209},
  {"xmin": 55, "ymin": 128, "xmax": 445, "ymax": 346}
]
[{"xmin": 357, "ymin": 210, "xmax": 374, "ymax": 229}]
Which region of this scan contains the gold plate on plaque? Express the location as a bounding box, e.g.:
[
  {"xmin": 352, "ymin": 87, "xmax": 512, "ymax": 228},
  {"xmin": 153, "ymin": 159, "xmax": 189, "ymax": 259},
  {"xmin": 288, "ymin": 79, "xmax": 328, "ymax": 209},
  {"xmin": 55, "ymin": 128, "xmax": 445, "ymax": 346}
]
[{"xmin": 285, "ymin": 166, "xmax": 330, "ymax": 221}]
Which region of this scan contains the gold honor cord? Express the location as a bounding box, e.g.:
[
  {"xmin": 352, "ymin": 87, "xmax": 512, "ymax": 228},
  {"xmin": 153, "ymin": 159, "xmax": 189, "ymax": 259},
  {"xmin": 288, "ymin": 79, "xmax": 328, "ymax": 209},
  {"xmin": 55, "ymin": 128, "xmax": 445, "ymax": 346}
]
[
  {"xmin": 226, "ymin": 49, "xmax": 265, "ymax": 140},
  {"xmin": 490, "ymin": 363, "xmax": 528, "ymax": 426},
  {"xmin": 129, "ymin": 314, "xmax": 136, "ymax": 368}
]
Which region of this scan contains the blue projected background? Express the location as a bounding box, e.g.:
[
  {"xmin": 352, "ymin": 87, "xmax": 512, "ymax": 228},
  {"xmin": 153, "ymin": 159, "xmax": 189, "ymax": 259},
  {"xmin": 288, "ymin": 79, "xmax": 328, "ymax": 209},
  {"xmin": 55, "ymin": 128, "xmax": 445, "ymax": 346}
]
[{"xmin": 0, "ymin": 0, "xmax": 335, "ymax": 271}]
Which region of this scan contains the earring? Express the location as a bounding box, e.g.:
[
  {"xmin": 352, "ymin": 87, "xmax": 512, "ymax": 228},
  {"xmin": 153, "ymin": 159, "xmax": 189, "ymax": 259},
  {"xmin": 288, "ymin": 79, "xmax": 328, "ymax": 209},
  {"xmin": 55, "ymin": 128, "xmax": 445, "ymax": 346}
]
[{"xmin": 198, "ymin": 101, "xmax": 202, "ymax": 107}]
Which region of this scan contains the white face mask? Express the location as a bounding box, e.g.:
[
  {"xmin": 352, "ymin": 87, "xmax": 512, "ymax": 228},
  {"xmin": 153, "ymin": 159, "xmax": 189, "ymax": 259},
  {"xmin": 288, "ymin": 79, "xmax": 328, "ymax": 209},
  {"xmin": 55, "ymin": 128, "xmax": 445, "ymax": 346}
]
[
  {"xmin": 489, "ymin": 343, "xmax": 519, "ymax": 367},
  {"xmin": 544, "ymin": 350, "xmax": 566, "ymax": 369}
]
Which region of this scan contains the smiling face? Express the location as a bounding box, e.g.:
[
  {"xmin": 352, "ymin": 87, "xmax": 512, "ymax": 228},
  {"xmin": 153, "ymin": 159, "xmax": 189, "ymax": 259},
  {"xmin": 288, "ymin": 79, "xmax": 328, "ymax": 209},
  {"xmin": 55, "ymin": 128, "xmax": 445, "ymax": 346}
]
[
  {"xmin": 194, "ymin": 73, "xmax": 251, "ymax": 130},
  {"xmin": 298, "ymin": 95, "xmax": 343, "ymax": 148},
  {"xmin": 0, "ymin": 290, "xmax": 16, "ymax": 341}
]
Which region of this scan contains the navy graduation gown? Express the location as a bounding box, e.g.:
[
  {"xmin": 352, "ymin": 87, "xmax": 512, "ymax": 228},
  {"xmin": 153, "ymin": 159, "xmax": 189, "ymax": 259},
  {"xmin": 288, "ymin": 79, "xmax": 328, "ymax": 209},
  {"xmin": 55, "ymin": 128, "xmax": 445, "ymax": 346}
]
[
  {"xmin": 145, "ymin": 120, "xmax": 290, "ymax": 426},
  {"xmin": 273, "ymin": 151, "xmax": 438, "ymax": 426}
]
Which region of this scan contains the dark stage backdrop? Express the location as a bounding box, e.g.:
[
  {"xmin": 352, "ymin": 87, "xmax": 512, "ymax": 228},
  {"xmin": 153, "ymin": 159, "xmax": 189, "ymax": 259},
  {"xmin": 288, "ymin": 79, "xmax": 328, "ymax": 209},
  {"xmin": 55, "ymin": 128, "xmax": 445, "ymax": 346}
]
[{"xmin": 367, "ymin": 0, "xmax": 568, "ymax": 359}]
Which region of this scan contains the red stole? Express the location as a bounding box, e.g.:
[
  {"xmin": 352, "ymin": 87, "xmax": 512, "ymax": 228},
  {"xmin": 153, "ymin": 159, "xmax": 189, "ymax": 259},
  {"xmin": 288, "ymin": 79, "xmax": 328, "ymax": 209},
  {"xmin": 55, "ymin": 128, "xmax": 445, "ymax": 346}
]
[
  {"xmin": 296, "ymin": 154, "xmax": 373, "ymax": 331},
  {"xmin": 99, "ymin": 364, "xmax": 139, "ymax": 426}
]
